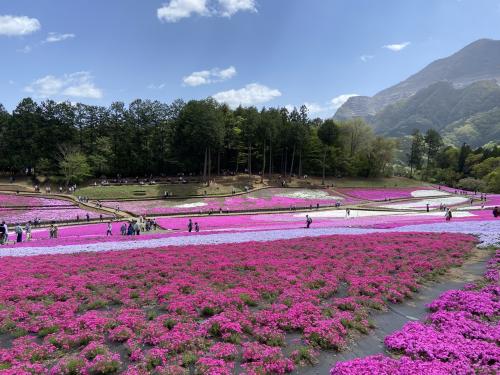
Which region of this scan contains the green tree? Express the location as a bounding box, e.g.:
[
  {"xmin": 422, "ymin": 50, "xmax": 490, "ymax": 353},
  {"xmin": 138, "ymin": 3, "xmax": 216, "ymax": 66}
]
[
  {"xmin": 59, "ymin": 147, "xmax": 92, "ymax": 185},
  {"xmin": 317, "ymin": 120, "xmax": 339, "ymax": 184},
  {"xmin": 423, "ymin": 129, "xmax": 443, "ymax": 179},
  {"xmin": 407, "ymin": 129, "xmax": 425, "ymax": 177}
]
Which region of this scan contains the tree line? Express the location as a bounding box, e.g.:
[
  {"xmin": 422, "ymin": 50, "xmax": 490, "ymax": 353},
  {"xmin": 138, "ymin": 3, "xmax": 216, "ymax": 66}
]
[
  {"xmin": 406, "ymin": 128, "xmax": 500, "ymax": 192},
  {"xmin": 0, "ymin": 98, "xmax": 396, "ymax": 184}
]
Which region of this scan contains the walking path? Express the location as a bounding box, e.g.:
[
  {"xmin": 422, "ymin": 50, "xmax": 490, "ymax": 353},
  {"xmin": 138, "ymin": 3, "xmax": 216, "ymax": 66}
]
[{"xmin": 1, "ymin": 220, "xmax": 499, "ymax": 257}]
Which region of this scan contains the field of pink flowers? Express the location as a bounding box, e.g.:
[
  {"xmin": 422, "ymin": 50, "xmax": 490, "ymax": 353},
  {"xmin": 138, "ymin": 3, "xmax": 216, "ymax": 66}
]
[
  {"xmin": 0, "ymin": 194, "xmax": 109, "ymax": 224},
  {"xmin": 331, "ymin": 249, "xmax": 500, "ymax": 375},
  {"xmin": 0, "ymin": 194, "xmax": 73, "ymax": 208},
  {"xmin": 104, "ymin": 188, "xmax": 351, "ymax": 215},
  {"xmin": 0, "ymin": 233, "xmax": 476, "ymax": 374}
]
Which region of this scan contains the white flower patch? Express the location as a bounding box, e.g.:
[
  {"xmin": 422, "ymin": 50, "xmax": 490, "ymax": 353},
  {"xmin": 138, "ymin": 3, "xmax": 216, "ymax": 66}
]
[
  {"xmin": 294, "ymin": 210, "xmax": 475, "ymax": 219},
  {"xmin": 381, "ymin": 196, "xmax": 469, "ymax": 210},
  {"xmin": 411, "ymin": 189, "xmax": 450, "ymax": 198},
  {"xmin": 173, "ymin": 202, "xmax": 208, "ymax": 209},
  {"xmin": 276, "ymin": 190, "xmax": 342, "ymax": 200}
]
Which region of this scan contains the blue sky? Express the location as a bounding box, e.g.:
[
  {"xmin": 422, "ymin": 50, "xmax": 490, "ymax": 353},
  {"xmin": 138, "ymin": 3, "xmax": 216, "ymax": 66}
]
[{"xmin": 1, "ymin": 0, "xmax": 500, "ymax": 117}]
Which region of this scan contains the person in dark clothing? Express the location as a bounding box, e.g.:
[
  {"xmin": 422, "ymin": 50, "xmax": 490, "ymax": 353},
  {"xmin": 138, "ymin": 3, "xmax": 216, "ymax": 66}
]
[
  {"xmin": 306, "ymin": 215, "xmax": 312, "ymax": 228},
  {"xmin": 493, "ymin": 207, "xmax": 499, "ymax": 218},
  {"xmin": 195, "ymin": 222, "xmax": 200, "ymax": 232},
  {"xmin": 188, "ymin": 219, "xmax": 193, "ymax": 233}
]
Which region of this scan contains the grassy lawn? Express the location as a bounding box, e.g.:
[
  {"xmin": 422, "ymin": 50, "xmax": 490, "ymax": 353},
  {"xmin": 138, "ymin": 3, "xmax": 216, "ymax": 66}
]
[
  {"xmin": 327, "ymin": 176, "xmax": 429, "ymax": 188},
  {"xmin": 75, "ymin": 176, "xmax": 258, "ymax": 200},
  {"xmin": 75, "ymin": 176, "xmax": 426, "ymax": 200}
]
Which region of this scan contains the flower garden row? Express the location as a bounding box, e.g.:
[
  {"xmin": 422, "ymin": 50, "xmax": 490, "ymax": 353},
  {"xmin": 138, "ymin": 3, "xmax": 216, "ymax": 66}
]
[
  {"xmin": 0, "ymin": 194, "xmax": 109, "ymax": 224},
  {"xmin": 0, "ymin": 232, "xmax": 476, "ymax": 374},
  {"xmin": 331, "ymin": 249, "xmax": 500, "ymax": 375},
  {"xmin": 102, "ymin": 189, "xmax": 353, "ymax": 215}
]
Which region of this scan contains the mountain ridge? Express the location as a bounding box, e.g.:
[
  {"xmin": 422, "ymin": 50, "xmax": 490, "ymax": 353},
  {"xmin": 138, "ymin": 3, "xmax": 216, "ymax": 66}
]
[{"xmin": 335, "ymin": 38, "xmax": 500, "ymax": 119}]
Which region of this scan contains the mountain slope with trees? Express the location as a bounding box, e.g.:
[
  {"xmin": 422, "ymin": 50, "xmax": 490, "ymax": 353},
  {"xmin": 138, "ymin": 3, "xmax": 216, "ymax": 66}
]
[
  {"xmin": 335, "ymin": 38, "xmax": 500, "ymax": 119},
  {"xmin": 370, "ymin": 80, "xmax": 500, "ymax": 147}
]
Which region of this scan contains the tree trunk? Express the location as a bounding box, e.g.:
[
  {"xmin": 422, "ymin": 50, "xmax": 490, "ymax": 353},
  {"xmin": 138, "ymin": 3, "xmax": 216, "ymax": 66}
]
[
  {"xmin": 289, "ymin": 144, "xmax": 296, "ymax": 177},
  {"xmin": 322, "ymin": 148, "xmax": 327, "ymax": 185},
  {"xmin": 284, "ymin": 148, "xmax": 288, "ymax": 177},
  {"xmin": 248, "ymin": 143, "xmax": 252, "ymax": 181},
  {"xmin": 208, "ymin": 147, "xmax": 212, "ymax": 186},
  {"xmin": 203, "ymin": 147, "xmax": 208, "ymax": 182},
  {"xmin": 268, "ymin": 137, "xmax": 273, "ymax": 180},
  {"xmin": 261, "ymin": 141, "xmax": 266, "ymax": 183},
  {"xmin": 298, "ymin": 149, "xmax": 302, "ymax": 177},
  {"xmin": 217, "ymin": 150, "xmax": 221, "ymax": 176}
]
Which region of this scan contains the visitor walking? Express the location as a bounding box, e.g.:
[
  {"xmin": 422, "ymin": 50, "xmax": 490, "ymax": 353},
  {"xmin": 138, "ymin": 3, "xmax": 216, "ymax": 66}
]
[
  {"xmin": 426, "ymin": 203, "xmax": 430, "ymax": 212},
  {"xmin": 445, "ymin": 208, "xmax": 452, "ymax": 221},
  {"xmin": 120, "ymin": 222, "xmax": 127, "ymax": 236},
  {"xmin": 493, "ymin": 206, "xmax": 499, "ymax": 218},
  {"xmin": 0, "ymin": 222, "xmax": 6, "ymax": 245},
  {"xmin": 2, "ymin": 222, "xmax": 8, "ymax": 244},
  {"xmin": 86, "ymin": 213, "xmax": 90, "ymax": 222},
  {"xmin": 188, "ymin": 219, "xmax": 193, "ymax": 233},
  {"xmin": 106, "ymin": 222, "xmax": 113, "ymax": 236},
  {"xmin": 345, "ymin": 208, "xmax": 351, "ymax": 218},
  {"xmin": 306, "ymin": 215, "xmax": 312, "ymax": 228},
  {"xmin": 127, "ymin": 222, "xmax": 134, "ymax": 236},
  {"xmin": 15, "ymin": 224, "xmax": 23, "ymax": 243},
  {"xmin": 134, "ymin": 221, "xmax": 140, "ymax": 235},
  {"xmin": 25, "ymin": 222, "xmax": 32, "ymax": 241},
  {"xmin": 195, "ymin": 222, "xmax": 200, "ymax": 232}
]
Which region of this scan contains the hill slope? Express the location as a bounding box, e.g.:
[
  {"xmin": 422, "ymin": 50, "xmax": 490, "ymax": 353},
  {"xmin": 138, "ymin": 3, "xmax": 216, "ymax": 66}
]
[
  {"xmin": 335, "ymin": 39, "xmax": 500, "ymax": 119},
  {"xmin": 370, "ymin": 80, "xmax": 500, "ymax": 147}
]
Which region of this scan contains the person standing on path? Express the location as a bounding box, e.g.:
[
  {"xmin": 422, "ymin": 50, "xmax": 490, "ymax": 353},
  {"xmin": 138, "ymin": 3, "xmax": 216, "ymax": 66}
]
[
  {"xmin": 120, "ymin": 223, "xmax": 127, "ymax": 236},
  {"xmin": 15, "ymin": 224, "xmax": 23, "ymax": 243},
  {"xmin": 2, "ymin": 222, "xmax": 8, "ymax": 244},
  {"xmin": 426, "ymin": 203, "xmax": 430, "ymax": 212},
  {"xmin": 106, "ymin": 222, "xmax": 113, "ymax": 236},
  {"xmin": 188, "ymin": 219, "xmax": 193, "ymax": 233},
  {"xmin": 0, "ymin": 222, "xmax": 6, "ymax": 245},
  {"xmin": 195, "ymin": 222, "xmax": 200, "ymax": 232},
  {"xmin": 445, "ymin": 208, "xmax": 452, "ymax": 221},
  {"xmin": 306, "ymin": 215, "xmax": 312, "ymax": 228},
  {"xmin": 25, "ymin": 222, "xmax": 32, "ymax": 241}
]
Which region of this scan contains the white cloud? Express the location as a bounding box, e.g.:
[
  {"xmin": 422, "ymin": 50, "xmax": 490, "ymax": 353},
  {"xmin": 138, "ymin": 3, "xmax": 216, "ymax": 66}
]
[
  {"xmin": 218, "ymin": 0, "xmax": 256, "ymax": 17},
  {"xmin": 157, "ymin": 0, "xmax": 256, "ymax": 22},
  {"xmin": 303, "ymin": 102, "xmax": 328, "ymax": 114},
  {"xmin": 360, "ymin": 54, "xmax": 374, "ymax": 62},
  {"xmin": 331, "ymin": 94, "xmax": 359, "ymax": 110},
  {"xmin": 147, "ymin": 83, "xmax": 167, "ymax": 90},
  {"xmin": 286, "ymin": 97, "xmax": 360, "ymax": 118},
  {"xmin": 44, "ymin": 32, "xmax": 75, "ymax": 43},
  {"xmin": 212, "ymin": 83, "xmax": 281, "ymax": 107},
  {"xmin": 0, "ymin": 15, "xmax": 40, "ymax": 36},
  {"xmin": 157, "ymin": 0, "xmax": 209, "ymax": 22},
  {"xmin": 183, "ymin": 65, "xmax": 236, "ymax": 86},
  {"xmin": 25, "ymin": 72, "xmax": 103, "ymax": 99},
  {"xmin": 17, "ymin": 45, "xmax": 32, "ymax": 54},
  {"xmin": 383, "ymin": 42, "xmax": 410, "ymax": 52}
]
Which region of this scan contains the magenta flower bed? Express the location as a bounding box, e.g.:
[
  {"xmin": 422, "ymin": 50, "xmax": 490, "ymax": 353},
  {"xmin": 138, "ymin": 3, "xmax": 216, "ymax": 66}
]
[
  {"xmin": 0, "ymin": 233, "xmax": 476, "ymax": 374},
  {"xmin": 0, "ymin": 207, "xmax": 110, "ymax": 224},
  {"xmin": 0, "ymin": 194, "xmax": 72, "ymax": 208},
  {"xmin": 330, "ymin": 250, "xmax": 500, "ymax": 375},
  {"xmin": 104, "ymin": 189, "xmax": 349, "ymax": 215}
]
